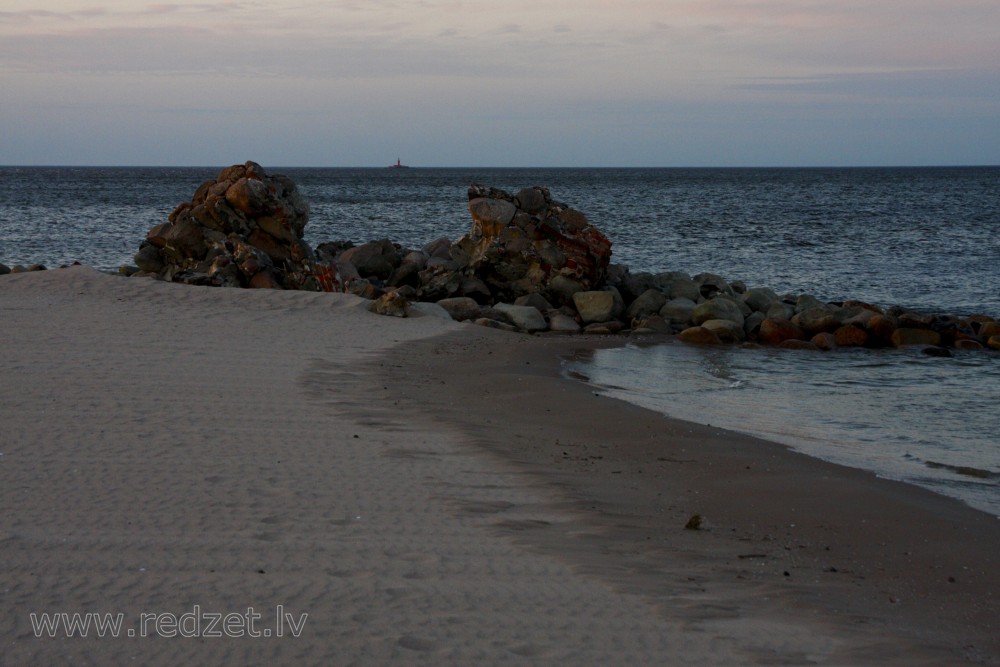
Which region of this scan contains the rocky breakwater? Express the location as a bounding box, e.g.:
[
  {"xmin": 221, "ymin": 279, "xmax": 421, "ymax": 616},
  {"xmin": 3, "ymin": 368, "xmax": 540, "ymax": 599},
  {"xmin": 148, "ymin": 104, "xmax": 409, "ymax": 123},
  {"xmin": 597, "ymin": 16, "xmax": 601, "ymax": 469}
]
[
  {"xmin": 610, "ymin": 270, "xmax": 1000, "ymax": 354},
  {"xmin": 133, "ymin": 161, "xmax": 324, "ymax": 290},
  {"xmin": 125, "ymin": 163, "xmax": 997, "ymax": 353}
]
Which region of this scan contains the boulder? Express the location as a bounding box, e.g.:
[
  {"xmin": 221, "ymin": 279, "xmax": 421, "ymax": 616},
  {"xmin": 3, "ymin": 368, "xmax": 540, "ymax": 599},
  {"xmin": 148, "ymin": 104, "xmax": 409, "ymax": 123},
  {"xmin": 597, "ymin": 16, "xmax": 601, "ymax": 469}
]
[
  {"xmin": 987, "ymin": 336, "xmax": 1000, "ymax": 351},
  {"xmin": 795, "ymin": 294, "xmax": 829, "ymax": 314},
  {"xmin": 409, "ymin": 301, "xmax": 453, "ymax": 320},
  {"xmin": 955, "ymin": 339, "xmax": 984, "ymax": 351},
  {"xmin": 701, "ymin": 319, "xmax": 745, "ymax": 343},
  {"xmin": 742, "ymin": 287, "xmax": 779, "ymax": 313},
  {"xmin": 134, "ymin": 161, "xmax": 322, "ymax": 290},
  {"xmin": 340, "ymin": 239, "xmax": 399, "ymax": 279},
  {"xmin": 678, "ymin": 326, "xmax": 723, "ymax": 345},
  {"xmin": 766, "ymin": 302, "xmax": 796, "ymax": 321},
  {"xmin": 436, "ymin": 297, "xmax": 482, "ymax": 321},
  {"xmin": 547, "ymin": 312, "xmax": 582, "ymax": 333},
  {"xmin": 514, "ymin": 293, "xmax": 554, "ymax": 312},
  {"xmin": 625, "ymin": 289, "xmax": 668, "ymax": 320},
  {"xmin": 744, "ymin": 312, "xmax": 766, "ymax": 339},
  {"xmin": 758, "ymin": 318, "xmax": 806, "ymax": 346},
  {"xmin": 0, "ymin": 263, "xmax": 10, "ymax": 275},
  {"xmin": 573, "ymin": 291, "xmax": 621, "ymax": 324},
  {"xmin": 694, "ymin": 273, "xmax": 732, "ymax": 298},
  {"xmin": 977, "ymin": 322, "xmax": 1000, "ymax": 339},
  {"xmin": 475, "ymin": 317, "xmax": 518, "ymax": 332},
  {"xmin": 792, "ymin": 307, "xmax": 840, "ymax": 337},
  {"xmin": 692, "ymin": 298, "xmax": 744, "ymax": 327},
  {"xmin": 447, "ymin": 184, "xmax": 612, "ymax": 306},
  {"xmin": 631, "ymin": 315, "xmax": 672, "ymax": 334},
  {"xmin": 660, "ymin": 298, "xmax": 696, "ymax": 325},
  {"xmin": 668, "ymin": 278, "xmax": 701, "ymax": 302},
  {"xmin": 891, "ymin": 328, "xmax": 942, "ymax": 348},
  {"xmin": 369, "ymin": 292, "xmax": 409, "ymax": 318},
  {"xmin": 833, "ymin": 325, "xmax": 869, "ymax": 347},
  {"xmin": 866, "ymin": 314, "xmax": 898, "ymax": 344},
  {"xmin": 811, "ymin": 332, "xmax": 837, "ymax": 351},
  {"xmin": 493, "ymin": 303, "xmax": 548, "ymax": 332}
]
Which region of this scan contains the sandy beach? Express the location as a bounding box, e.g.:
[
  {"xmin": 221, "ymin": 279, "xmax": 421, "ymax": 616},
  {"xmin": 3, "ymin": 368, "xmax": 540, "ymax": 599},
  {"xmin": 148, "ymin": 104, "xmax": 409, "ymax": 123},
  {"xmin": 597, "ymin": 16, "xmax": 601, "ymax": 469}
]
[{"xmin": 2, "ymin": 266, "xmax": 998, "ymax": 666}]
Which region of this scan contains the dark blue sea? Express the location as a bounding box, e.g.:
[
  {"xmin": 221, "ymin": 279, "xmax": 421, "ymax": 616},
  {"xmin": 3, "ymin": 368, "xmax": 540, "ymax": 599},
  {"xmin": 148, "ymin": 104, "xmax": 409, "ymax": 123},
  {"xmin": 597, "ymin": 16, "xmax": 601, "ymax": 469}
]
[{"xmin": 2, "ymin": 166, "xmax": 999, "ymax": 515}]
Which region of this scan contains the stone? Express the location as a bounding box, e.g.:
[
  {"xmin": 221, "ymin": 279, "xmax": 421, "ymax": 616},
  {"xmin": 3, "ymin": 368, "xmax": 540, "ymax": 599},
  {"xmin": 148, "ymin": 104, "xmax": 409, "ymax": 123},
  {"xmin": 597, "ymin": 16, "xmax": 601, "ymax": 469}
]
[
  {"xmin": 584, "ymin": 320, "xmax": 625, "ymax": 335},
  {"xmin": 987, "ymin": 336, "xmax": 1000, "ymax": 351},
  {"xmin": 573, "ymin": 291, "xmax": 620, "ymax": 324},
  {"xmin": 811, "ymin": 332, "xmax": 837, "ymax": 350},
  {"xmin": 891, "ymin": 328, "xmax": 942, "ymax": 348},
  {"xmin": 136, "ymin": 161, "xmax": 317, "ymax": 291},
  {"xmin": 833, "ymin": 325, "xmax": 869, "ymax": 347},
  {"xmin": 678, "ymin": 326, "xmax": 723, "ymax": 345},
  {"xmin": 897, "ymin": 311, "xmax": 935, "ymax": 329},
  {"xmin": 866, "ymin": 314, "xmax": 898, "ymax": 344},
  {"xmin": 409, "ymin": 301, "xmax": 454, "ymax": 320},
  {"xmin": 795, "ymin": 294, "xmax": 829, "ymax": 314},
  {"xmin": 954, "ymin": 339, "xmax": 984, "ymax": 351},
  {"xmin": 744, "ymin": 312, "xmax": 766, "ymax": 339},
  {"xmin": 469, "ymin": 197, "xmax": 518, "ymax": 238},
  {"xmin": 475, "ymin": 317, "xmax": 518, "ymax": 332},
  {"xmin": 668, "ymin": 278, "xmax": 701, "ymax": 302},
  {"xmin": 493, "ymin": 303, "xmax": 548, "ymax": 332},
  {"xmin": 625, "ymin": 289, "xmax": 668, "ymax": 320},
  {"xmin": 742, "ymin": 287, "xmax": 779, "ymax": 313},
  {"xmin": 694, "ymin": 273, "xmax": 731, "ymax": 298},
  {"xmin": 758, "ymin": 318, "xmax": 806, "ymax": 346},
  {"xmin": 701, "ymin": 319, "xmax": 745, "ymax": 343},
  {"xmin": 792, "ymin": 307, "xmax": 840, "ymax": 337},
  {"xmin": 766, "ymin": 302, "xmax": 795, "ymax": 320},
  {"xmin": 547, "ymin": 312, "xmax": 582, "ymax": 333},
  {"xmin": 133, "ymin": 243, "xmax": 164, "ymax": 273},
  {"xmin": 514, "ymin": 293, "xmax": 554, "ymax": 312},
  {"xmin": 977, "ymin": 322, "xmax": 1000, "ymax": 339},
  {"xmin": 249, "ymin": 270, "xmax": 282, "ymax": 289},
  {"xmin": 369, "ymin": 292, "xmax": 409, "ymax": 318},
  {"xmin": 0, "ymin": 263, "xmax": 10, "ymax": 275},
  {"xmin": 660, "ymin": 298, "xmax": 696, "ymax": 325},
  {"xmin": 631, "ymin": 315, "xmax": 672, "ymax": 334},
  {"xmin": 436, "ymin": 297, "xmax": 481, "ymax": 321},
  {"xmin": 692, "ymin": 298, "xmax": 744, "ymax": 327},
  {"xmin": 548, "ymin": 274, "xmax": 584, "ymax": 303},
  {"xmin": 514, "ymin": 187, "xmax": 548, "ymax": 214},
  {"xmin": 339, "ymin": 239, "xmax": 399, "ymax": 279}
]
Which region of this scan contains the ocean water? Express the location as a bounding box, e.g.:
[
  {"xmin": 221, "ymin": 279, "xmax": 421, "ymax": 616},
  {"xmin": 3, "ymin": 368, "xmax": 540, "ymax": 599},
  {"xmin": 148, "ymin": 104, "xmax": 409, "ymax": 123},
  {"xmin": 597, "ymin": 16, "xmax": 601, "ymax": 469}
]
[{"xmin": 1, "ymin": 166, "xmax": 998, "ymax": 515}]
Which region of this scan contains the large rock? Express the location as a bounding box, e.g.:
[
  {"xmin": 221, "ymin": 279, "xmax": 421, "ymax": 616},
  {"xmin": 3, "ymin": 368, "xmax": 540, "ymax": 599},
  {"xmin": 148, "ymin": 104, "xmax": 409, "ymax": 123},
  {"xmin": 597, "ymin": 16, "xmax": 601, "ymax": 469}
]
[
  {"xmin": 660, "ymin": 297, "xmax": 696, "ymax": 325},
  {"xmin": 701, "ymin": 319, "xmax": 745, "ymax": 343},
  {"xmin": 134, "ymin": 161, "xmax": 321, "ymax": 290},
  {"xmin": 434, "ymin": 184, "xmax": 612, "ymax": 307},
  {"xmin": 678, "ymin": 326, "xmax": 722, "ymax": 345},
  {"xmin": 758, "ymin": 318, "xmax": 806, "ymax": 345},
  {"xmin": 573, "ymin": 291, "xmax": 621, "ymax": 324},
  {"xmin": 891, "ymin": 328, "xmax": 942, "ymax": 348},
  {"xmin": 742, "ymin": 287, "xmax": 779, "ymax": 313},
  {"xmin": 493, "ymin": 303, "xmax": 548, "ymax": 332},
  {"xmin": 625, "ymin": 289, "xmax": 668, "ymax": 320},
  {"xmin": 436, "ymin": 297, "xmax": 482, "ymax": 321},
  {"xmin": 692, "ymin": 297, "xmax": 745, "ymax": 327}
]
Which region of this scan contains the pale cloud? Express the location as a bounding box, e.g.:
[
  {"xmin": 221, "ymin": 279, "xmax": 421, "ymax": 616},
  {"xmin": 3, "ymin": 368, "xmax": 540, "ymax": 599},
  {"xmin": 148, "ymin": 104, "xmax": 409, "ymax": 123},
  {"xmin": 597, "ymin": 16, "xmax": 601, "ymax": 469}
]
[{"xmin": 1, "ymin": 0, "xmax": 998, "ymax": 165}]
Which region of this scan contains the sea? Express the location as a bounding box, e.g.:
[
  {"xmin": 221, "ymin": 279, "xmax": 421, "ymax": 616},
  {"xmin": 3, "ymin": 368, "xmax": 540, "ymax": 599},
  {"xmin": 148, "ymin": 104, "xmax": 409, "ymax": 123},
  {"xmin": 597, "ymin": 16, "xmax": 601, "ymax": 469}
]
[{"xmin": 2, "ymin": 166, "xmax": 998, "ymax": 516}]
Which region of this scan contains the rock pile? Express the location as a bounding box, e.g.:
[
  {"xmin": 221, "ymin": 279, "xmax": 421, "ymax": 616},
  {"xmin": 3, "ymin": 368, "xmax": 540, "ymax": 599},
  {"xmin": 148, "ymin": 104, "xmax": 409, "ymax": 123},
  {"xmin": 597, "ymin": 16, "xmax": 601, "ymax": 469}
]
[
  {"xmin": 133, "ymin": 161, "xmax": 322, "ymax": 289},
  {"xmin": 127, "ymin": 162, "xmax": 998, "ymax": 353}
]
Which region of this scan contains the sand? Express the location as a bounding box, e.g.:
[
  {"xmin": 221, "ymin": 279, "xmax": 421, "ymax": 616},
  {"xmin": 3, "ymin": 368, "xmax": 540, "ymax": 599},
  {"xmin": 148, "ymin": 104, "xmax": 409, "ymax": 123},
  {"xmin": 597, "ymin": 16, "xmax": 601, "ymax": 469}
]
[{"xmin": 1, "ymin": 266, "xmax": 998, "ymax": 666}]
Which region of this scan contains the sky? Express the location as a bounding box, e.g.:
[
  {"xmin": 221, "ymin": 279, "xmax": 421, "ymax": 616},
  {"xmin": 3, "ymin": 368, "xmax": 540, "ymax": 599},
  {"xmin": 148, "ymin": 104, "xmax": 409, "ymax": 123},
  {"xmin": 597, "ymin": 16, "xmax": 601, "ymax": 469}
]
[{"xmin": 1, "ymin": 1, "xmax": 999, "ymax": 167}]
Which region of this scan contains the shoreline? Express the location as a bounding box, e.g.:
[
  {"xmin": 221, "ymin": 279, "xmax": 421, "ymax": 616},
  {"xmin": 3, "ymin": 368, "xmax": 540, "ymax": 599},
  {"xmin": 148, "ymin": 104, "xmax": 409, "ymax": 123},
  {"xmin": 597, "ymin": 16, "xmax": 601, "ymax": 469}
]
[
  {"xmin": 373, "ymin": 324, "xmax": 1000, "ymax": 663},
  {"xmin": 2, "ymin": 267, "xmax": 998, "ymax": 664}
]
